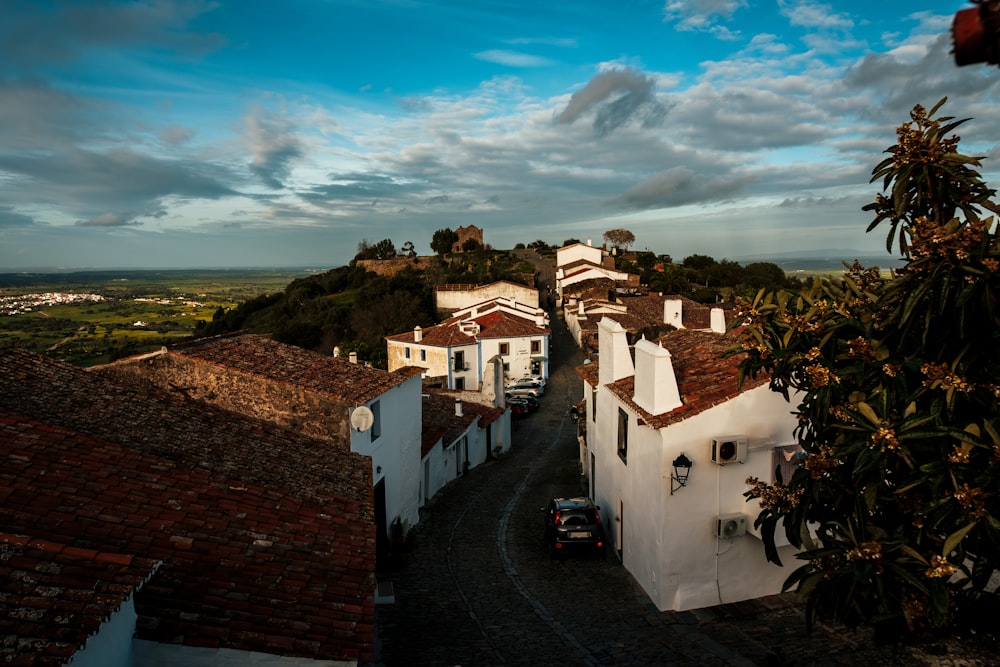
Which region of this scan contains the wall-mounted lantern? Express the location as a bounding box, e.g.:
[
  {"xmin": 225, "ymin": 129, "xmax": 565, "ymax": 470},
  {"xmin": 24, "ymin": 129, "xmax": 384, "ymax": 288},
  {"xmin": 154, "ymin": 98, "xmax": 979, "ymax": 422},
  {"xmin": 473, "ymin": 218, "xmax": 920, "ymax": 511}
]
[{"xmin": 670, "ymin": 453, "xmax": 692, "ymax": 495}]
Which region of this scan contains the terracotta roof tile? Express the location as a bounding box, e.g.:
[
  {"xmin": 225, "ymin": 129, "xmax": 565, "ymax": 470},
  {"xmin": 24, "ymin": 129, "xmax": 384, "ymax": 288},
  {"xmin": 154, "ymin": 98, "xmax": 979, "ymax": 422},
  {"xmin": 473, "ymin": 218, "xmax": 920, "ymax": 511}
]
[
  {"xmin": 0, "ymin": 531, "xmax": 158, "ymax": 666},
  {"xmin": 594, "ymin": 329, "xmax": 770, "ymax": 428},
  {"xmin": 168, "ymin": 333, "xmax": 418, "ymax": 404},
  {"xmin": 0, "ymin": 348, "xmax": 377, "ymax": 662},
  {"xmin": 420, "ymin": 392, "xmax": 501, "ymax": 456}
]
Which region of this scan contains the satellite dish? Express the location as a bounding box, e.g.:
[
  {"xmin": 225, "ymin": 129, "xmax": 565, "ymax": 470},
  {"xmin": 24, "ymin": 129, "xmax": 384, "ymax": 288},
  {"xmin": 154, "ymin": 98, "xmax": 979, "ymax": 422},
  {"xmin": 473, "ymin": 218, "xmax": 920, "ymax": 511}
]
[{"xmin": 350, "ymin": 406, "xmax": 374, "ymax": 432}]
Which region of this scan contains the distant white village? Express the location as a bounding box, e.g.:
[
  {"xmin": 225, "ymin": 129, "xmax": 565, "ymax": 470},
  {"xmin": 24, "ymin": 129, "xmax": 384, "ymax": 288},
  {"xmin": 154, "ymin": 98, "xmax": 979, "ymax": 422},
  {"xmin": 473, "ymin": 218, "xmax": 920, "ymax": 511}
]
[
  {"xmin": 0, "ymin": 291, "xmax": 106, "ymax": 315},
  {"xmin": 0, "ymin": 292, "xmax": 205, "ymax": 316}
]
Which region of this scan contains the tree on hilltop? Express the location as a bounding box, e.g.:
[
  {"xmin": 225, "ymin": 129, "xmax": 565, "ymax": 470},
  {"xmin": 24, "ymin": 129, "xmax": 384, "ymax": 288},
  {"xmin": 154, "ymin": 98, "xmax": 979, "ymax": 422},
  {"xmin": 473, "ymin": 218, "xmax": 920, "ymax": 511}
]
[
  {"xmin": 431, "ymin": 228, "xmax": 458, "ymax": 255},
  {"xmin": 738, "ymin": 99, "xmax": 1000, "ymax": 639},
  {"xmin": 603, "ymin": 228, "xmax": 635, "ymax": 252}
]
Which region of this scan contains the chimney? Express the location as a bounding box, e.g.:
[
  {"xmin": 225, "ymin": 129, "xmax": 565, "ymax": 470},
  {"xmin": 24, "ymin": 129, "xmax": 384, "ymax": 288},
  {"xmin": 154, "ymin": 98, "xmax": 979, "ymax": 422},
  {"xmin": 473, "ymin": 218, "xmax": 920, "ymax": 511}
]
[
  {"xmin": 664, "ymin": 299, "xmax": 683, "ymax": 329},
  {"xmin": 578, "ymin": 300, "xmax": 585, "ymax": 316},
  {"xmin": 349, "ymin": 351, "xmax": 358, "ymax": 364},
  {"xmin": 455, "ymin": 398, "xmax": 463, "ymax": 417},
  {"xmin": 633, "ymin": 338, "xmax": 682, "ymax": 415},
  {"xmin": 597, "ymin": 317, "xmax": 634, "ymax": 386},
  {"xmin": 586, "ymin": 237, "xmax": 592, "ymax": 246},
  {"xmin": 414, "ymin": 325, "xmax": 422, "ymax": 342},
  {"xmin": 710, "ymin": 307, "xmax": 726, "ymax": 334},
  {"xmin": 333, "ymin": 346, "xmax": 340, "ymax": 358},
  {"xmin": 535, "ymin": 309, "xmax": 545, "ymax": 327}
]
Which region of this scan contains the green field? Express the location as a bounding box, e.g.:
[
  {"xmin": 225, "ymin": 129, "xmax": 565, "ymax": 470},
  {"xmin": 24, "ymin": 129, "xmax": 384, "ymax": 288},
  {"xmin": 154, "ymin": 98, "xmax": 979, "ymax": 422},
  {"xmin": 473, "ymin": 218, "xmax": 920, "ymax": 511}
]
[{"xmin": 0, "ymin": 269, "xmax": 318, "ymax": 366}]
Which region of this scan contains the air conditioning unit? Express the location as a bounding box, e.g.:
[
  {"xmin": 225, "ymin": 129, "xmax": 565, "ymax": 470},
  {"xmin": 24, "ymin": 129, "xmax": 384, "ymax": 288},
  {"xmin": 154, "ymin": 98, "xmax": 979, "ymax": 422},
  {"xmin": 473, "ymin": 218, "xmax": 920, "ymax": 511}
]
[
  {"xmin": 711, "ymin": 436, "xmax": 748, "ymax": 465},
  {"xmin": 716, "ymin": 513, "xmax": 747, "ymax": 538}
]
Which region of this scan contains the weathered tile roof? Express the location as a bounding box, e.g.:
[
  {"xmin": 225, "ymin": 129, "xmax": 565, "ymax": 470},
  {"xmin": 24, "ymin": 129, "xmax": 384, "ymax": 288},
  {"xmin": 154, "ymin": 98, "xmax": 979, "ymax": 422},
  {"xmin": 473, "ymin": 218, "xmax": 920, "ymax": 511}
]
[
  {"xmin": 169, "ymin": 332, "xmax": 420, "ymax": 404},
  {"xmin": 0, "ymin": 348, "xmax": 377, "ymax": 662},
  {"xmin": 419, "ymin": 392, "xmax": 503, "ymax": 456},
  {"xmin": 591, "ymin": 329, "xmax": 771, "ymax": 429},
  {"xmin": 471, "ymin": 309, "xmax": 549, "ymax": 338},
  {"xmin": 0, "ymin": 531, "xmax": 159, "ymax": 666},
  {"xmin": 387, "ymin": 305, "xmax": 547, "ymax": 347}
]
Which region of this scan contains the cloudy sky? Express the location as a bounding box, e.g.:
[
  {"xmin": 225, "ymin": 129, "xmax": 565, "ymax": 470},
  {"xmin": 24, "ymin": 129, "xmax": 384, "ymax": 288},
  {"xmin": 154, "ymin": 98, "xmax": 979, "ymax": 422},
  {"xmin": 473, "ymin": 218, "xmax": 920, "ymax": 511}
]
[{"xmin": 1, "ymin": 0, "xmax": 998, "ymax": 270}]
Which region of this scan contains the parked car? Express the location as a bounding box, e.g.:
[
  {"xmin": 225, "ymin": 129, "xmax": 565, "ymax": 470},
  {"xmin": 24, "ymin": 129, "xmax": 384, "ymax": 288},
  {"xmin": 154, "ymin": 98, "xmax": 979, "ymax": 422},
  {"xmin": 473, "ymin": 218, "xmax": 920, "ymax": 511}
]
[
  {"xmin": 541, "ymin": 497, "xmax": 605, "ymax": 557},
  {"xmin": 507, "ymin": 395, "xmax": 539, "ymax": 412},
  {"xmin": 506, "ymin": 377, "xmax": 544, "ymax": 396},
  {"xmin": 506, "ymin": 386, "xmax": 540, "ymax": 399}
]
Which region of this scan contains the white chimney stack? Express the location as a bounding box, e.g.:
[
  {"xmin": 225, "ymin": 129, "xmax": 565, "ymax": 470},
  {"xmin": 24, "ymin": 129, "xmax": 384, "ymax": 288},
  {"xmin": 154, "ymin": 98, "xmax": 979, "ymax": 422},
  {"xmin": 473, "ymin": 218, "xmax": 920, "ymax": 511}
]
[
  {"xmin": 349, "ymin": 351, "xmax": 358, "ymax": 364},
  {"xmin": 710, "ymin": 307, "xmax": 726, "ymax": 334},
  {"xmin": 333, "ymin": 346, "xmax": 340, "ymax": 358},
  {"xmin": 664, "ymin": 299, "xmax": 683, "ymax": 329},
  {"xmin": 633, "ymin": 339, "xmax": 682, "ymax": 415},
  {"xmin": 535, "ymin": 309, "xmax": 545, "ymax": 327},
  {"xmin": 597, "ymin": 317, "xmax": 634, "ymax": 386},
  {"xmin": 455, "ymin": 398, "xmax": 463, "ymax": 417},
  {"xmin": 578, "ymin": 300, "xmax": 585, "ymax": 316},
  {"xmin": 414, "ymin": 325, "xmax": 422, "ymax": 342}
]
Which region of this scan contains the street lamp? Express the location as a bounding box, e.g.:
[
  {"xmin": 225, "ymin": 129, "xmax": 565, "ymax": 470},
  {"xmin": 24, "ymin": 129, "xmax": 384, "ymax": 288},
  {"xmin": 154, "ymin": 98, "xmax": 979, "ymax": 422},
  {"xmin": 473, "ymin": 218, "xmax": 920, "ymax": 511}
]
[{"xmin": 670, "ymin": 453, "xmax": 692, "ymax": 495}]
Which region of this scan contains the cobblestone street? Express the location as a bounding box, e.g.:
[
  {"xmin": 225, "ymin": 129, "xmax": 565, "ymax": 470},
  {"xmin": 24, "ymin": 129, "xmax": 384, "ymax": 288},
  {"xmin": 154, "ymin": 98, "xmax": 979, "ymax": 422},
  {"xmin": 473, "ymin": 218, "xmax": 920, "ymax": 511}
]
[{"xmin": 372, "ymin": 304, "xmax": 995, "ymax": 666}]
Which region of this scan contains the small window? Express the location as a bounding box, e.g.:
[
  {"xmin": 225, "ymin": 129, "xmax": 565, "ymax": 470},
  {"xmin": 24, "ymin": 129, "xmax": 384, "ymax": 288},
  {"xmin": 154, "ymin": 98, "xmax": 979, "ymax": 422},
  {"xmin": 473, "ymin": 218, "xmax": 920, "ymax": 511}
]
[
  {"xmin": 420, "ymin": 349, "xmax": 426, "ymax": 362},
  {"xmin": 591, "ymin": 386, "xmax": 597, "ymax": 422},
  {"xmin": 499, "ymin": 342, "xmax": 510, "ymax": 356},
  {"xmin": 371, "ymin": 401, "xmax": 381, "ymax": 441},
  {"xmin": 503, "ymin": 362, "xmax": 510, "ymax": 372},
  {"xmin": 405, "ymin": 347, "xmax": 411, "ymax": 359},
  {"xmin": 455, "ymin": 377, "xmax": 465, "ymax": 390},
  {"xmin": 530, "ymin": 340, "xmax": 541, "ymax": 354},
  {"xmin": 453, "ymin": 351, "xmax": 465, "ymax": 372},
  {"xmin": 617, "ymin": 407, "xmax": 628, "ymax": 462}
]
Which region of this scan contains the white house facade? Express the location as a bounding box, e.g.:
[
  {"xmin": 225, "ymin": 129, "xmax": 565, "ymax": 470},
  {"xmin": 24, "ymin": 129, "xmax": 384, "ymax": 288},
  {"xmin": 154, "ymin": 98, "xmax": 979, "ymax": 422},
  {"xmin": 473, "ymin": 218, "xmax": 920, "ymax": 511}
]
[
  {"xmin": 581, "ymin": 317, "xmax": 802, "ymax": 612},
  {"xmin": 387, "ymin": 297, "xmax": 550, "ymax": 387},
  {"xmin": 435, "ymin": 280, "xmax": 539, "ymax": 315}
]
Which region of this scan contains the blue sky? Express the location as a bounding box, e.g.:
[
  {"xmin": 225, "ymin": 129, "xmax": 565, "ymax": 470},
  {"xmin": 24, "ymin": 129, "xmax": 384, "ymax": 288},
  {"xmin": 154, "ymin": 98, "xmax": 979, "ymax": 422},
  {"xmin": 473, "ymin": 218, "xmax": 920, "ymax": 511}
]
[{"xmin": 1, "ymin": 0, "xmax": 997, "ymax": 270}]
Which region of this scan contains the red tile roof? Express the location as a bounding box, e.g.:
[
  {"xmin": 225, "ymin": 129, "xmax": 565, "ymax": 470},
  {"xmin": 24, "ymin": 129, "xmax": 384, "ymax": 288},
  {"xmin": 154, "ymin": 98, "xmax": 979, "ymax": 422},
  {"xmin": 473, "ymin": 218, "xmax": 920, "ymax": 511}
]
[
  {"xmin": 0, "ymin": 348, "xmax": 377, "ymax": 662},
  {"xmin": 0, "ymin": 532, "xmax": 158, "ymax": 666},
  {"xmin": 387, "ymin": 304, "xmax": 548, "ymax": 347},
  {"xmin": 419, "ymin": 392, "xmax": 504, "ymax": 456},
  {"xmin": 169, "ymin": 332, "xmax": 420, "ymax": 404},
  {"xmin": 587, "ymin": 329, "xmax": 771, "ymax": 429}
]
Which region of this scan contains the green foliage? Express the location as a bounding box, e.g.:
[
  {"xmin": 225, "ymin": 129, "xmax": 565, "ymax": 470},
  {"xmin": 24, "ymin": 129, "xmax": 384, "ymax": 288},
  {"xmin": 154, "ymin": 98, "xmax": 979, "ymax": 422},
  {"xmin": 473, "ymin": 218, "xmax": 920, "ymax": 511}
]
[
  {"xmin": 354, "ymin": 238, "xmax": 397, "ymax": 261},
  {"xmin": 431, "ymin": 228, "xmax": 459, "ymax": 255},
  {"xmin": 738, "ymin": 100, "xmax": 1000, "ymax": 639}
]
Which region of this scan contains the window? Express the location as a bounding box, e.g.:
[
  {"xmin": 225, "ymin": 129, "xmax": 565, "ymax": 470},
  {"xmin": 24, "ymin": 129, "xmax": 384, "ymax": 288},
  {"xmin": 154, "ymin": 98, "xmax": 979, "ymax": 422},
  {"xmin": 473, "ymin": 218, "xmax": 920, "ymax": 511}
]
[
  {"xmin": 617, "ymin": 407, "xmax": 628, "ymax": 462},
  {"xmin": 503, "ymin": 362, "xmax": 510, "ymax": 373},
  {"xmin": 591, "ymin": 386, "xmax": 597, "ymax": 421},
  {"xmin": 405, "ymin": 346, "xmax": 411, "ymax": 359},
  {"xmin": 530, "ymin": 340, "xmax": 541, "ymax": 354},
  {"xmin": 499, "ymin": 342, "xmax": 509, "ymax": 355},
  {"xmin": 453, "ymin": 351, "xmax": 465, "ymax": 372},
  {"xmin": 371, "ymin": 401, "xmax": 381, "ymax": 441},
  {"xmin": 455, "ymin": 377, "xmax": 465, "ymax": 390},
  {"xmin": 420, "ymin": 349, "xmax": 426, "ymax": 362}
]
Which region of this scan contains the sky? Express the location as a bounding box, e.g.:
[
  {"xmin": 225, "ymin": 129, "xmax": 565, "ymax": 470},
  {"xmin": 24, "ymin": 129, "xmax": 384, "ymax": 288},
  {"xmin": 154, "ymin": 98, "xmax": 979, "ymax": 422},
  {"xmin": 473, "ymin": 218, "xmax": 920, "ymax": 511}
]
[{"xmin": 1, "ymin": 0, "xmax": 998, "ymax": 270}]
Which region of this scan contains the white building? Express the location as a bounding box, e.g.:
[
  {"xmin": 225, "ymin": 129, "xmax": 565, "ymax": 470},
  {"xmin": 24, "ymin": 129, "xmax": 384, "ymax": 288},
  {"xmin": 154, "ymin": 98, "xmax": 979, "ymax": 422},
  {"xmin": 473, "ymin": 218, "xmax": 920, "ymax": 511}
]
[
  {"xmin": 419, "ymin": 392, "xmax": 509, "ymax": 505},
  {"xmin": 386, "ymin": 297, "xmax": 550, "ymax": 387},
  {"xmin": 579, "ymin": 317, "xmax": 802, "ymax": 612},
  {"xmin": 435, "ymin": 280, "xmax": 539, "ymax": 316}
]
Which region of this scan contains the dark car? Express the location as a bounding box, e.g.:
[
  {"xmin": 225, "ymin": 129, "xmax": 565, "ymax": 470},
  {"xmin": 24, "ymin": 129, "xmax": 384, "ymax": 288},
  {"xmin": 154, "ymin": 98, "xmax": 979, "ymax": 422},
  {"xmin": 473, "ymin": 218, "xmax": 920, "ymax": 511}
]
[
  {"xmin": 541, "ymin": 497, "xmax": 605, "ymax": 557},
  {"xmin": 508, "ymin": 395, "xmax": 540, "ymax": 412}
]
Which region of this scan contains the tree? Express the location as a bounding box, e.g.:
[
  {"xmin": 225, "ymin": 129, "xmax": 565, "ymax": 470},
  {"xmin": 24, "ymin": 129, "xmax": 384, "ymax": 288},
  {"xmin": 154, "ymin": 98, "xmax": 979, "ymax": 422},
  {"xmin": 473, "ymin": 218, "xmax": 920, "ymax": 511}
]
[
  {"xmin": 602, "ymin": 228, "xmax": 635, "ymax": 251},
  {"xmin": 430, "ymin": 228, "xmax": 458, "ymax": 255},
  {"xmin": 354, "ymin": 238, "xmax": 396, "ymax": 261},
  {"xmin": 737, "ymin": 100, "xmax": 1000, "ymax": 639},
  {"xmin": 461, "ymin": 237, "xmax": 481, "ymax": 252},
  {"xmin": 401, "ymin": 241, "xmax": 416, "ymax": 258}
]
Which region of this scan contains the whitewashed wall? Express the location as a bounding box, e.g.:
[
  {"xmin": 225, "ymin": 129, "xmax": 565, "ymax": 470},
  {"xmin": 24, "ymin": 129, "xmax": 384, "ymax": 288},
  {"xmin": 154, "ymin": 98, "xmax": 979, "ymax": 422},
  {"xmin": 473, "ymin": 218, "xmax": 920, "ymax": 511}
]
[
  {"xmin": 352, "ymin": 373, "xmax": 423, "ymax": 536},
  {"xmin": 593, "ymin": 381, "xmax": 801, "ymax": 612}
]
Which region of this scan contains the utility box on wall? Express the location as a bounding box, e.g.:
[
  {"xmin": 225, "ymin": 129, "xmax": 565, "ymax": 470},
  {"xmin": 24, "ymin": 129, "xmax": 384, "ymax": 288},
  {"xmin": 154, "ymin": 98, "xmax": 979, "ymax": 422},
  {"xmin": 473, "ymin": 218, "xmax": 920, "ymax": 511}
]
[
  {"xmin": 715, "ymin": 513, "xmax": 747, "ymax": 538},
  {"xmin": 711, "ymin": 435, "xmax": 748, "ymax": 465}
]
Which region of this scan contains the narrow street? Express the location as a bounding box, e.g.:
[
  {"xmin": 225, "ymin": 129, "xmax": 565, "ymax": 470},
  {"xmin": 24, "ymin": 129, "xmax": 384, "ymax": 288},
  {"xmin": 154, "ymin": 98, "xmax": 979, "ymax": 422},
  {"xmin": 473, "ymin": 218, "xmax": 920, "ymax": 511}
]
[{"xmin": 373, "ymin": 279, "xmax": 990, "ymax": 666}]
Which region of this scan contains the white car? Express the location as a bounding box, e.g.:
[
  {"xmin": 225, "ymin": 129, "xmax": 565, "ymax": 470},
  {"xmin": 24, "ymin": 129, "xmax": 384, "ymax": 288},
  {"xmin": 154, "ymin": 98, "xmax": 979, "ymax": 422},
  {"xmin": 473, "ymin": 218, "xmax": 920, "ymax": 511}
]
[{"xmin": 506, "ymin": 377, "xmax": 544, "ymax": 396}]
